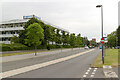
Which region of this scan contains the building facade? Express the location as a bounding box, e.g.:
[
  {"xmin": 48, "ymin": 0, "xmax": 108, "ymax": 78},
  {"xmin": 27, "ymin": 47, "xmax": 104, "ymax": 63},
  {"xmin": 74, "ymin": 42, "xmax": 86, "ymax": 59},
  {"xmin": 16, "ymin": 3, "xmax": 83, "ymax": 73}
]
[{"xmin": 0, "ymin": 15, "xmax": 68, "ymax": 44}]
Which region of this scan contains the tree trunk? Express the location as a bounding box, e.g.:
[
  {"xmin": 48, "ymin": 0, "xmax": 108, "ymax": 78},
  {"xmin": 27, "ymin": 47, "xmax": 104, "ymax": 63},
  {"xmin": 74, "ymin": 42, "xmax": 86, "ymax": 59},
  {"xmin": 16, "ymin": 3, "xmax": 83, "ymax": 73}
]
[{"xmin": 35, "ymin": 46, "xmax": 37, "ymax": 56}]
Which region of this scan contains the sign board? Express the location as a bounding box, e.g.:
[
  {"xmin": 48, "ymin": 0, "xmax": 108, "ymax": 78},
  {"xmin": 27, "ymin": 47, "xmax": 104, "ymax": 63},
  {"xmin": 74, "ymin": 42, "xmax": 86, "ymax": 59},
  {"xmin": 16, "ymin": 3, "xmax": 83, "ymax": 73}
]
[{"xmin": 101, "ymin": 38, "xmax": 104, "ymax": 44}]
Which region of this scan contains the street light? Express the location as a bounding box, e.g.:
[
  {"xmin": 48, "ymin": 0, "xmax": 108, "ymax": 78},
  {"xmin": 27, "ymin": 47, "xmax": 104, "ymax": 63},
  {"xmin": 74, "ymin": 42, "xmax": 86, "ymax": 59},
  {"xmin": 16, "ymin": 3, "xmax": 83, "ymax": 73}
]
[{"xmin": 96, "ymin": 5, "xmax": 104, "ymax": 64}]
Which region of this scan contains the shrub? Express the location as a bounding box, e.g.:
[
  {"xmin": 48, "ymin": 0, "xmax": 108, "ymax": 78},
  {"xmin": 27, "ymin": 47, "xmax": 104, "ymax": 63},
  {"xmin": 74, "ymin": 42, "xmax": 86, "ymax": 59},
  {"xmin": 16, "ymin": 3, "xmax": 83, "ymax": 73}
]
[{"xmin": 1, "ymin": 43, "xmax": 29, "ymax": 51}]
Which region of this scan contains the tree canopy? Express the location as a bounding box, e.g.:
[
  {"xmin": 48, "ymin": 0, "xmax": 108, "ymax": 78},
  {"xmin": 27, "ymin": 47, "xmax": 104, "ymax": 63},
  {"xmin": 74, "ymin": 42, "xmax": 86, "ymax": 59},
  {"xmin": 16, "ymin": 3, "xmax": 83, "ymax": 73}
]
[
  {"xmin": 107, "ymin": 31, "xmax": 117, "ymax": 48},
  {"xmin": 24, "ymin": 23, "xmax": 44, "ymax": 55},
  {"xmin": 117, "ymin": 26, "xmax": 120, "ymax": 46}
]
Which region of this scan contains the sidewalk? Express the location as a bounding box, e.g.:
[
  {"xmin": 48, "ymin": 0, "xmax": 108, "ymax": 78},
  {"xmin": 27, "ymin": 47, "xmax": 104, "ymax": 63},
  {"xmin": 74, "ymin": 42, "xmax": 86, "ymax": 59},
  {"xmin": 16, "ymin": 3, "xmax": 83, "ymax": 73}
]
[{"xmin": 0, "ymin": 48, "xmax": 82, "ymax": 63}]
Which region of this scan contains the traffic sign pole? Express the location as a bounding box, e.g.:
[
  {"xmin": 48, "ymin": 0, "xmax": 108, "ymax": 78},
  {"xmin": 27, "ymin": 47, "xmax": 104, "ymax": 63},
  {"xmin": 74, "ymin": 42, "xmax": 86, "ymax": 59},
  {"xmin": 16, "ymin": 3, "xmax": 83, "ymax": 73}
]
[
  {"xmin": 102, "ymin": 44, "xmax": 104, "ymax": 64},
  {"xmin": 101, "ymin": 6, "xmax": 104, "ymax": 64},
  {"xmin": 101, "ymin": 38, "xmax": 104, "ymax": 64},
  {"xmin": 96, "ymin": 5, "xmax": 104, "ymax": 64}
]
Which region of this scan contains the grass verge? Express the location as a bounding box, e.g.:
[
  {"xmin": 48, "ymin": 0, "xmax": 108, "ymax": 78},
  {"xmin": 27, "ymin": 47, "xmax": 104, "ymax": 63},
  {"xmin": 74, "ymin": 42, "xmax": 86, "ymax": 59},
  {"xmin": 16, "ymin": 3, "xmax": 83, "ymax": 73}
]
[
  {"xmin": 0, "ymin": 50, "xmax": 49, "ymax": 57},
  {"xmin": 91, "ymin": 49, "xmax": 119, "ymax": 68}
]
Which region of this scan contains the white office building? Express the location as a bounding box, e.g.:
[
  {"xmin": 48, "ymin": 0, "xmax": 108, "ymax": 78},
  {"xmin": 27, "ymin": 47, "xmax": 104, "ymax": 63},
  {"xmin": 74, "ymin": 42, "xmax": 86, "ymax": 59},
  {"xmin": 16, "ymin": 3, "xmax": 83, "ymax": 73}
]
[{"xmin": 0, "ymin": 15, "xmax": 69, "ymax": 44}]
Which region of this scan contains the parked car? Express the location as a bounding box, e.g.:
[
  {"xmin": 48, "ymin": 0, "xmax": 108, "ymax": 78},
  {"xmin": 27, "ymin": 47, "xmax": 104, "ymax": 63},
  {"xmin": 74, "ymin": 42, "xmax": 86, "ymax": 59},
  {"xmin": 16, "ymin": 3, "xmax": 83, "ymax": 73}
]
[
  {"xmin": 84, "ymin": 46, "xmax": 89, "ymax": 49},
  {"xmin": 89, "ymin": 46, "xmax": 93, "ymax": 49},
  {"xmin": 115, "ymin": 46, "xmax": 120, "ymax": 49}
]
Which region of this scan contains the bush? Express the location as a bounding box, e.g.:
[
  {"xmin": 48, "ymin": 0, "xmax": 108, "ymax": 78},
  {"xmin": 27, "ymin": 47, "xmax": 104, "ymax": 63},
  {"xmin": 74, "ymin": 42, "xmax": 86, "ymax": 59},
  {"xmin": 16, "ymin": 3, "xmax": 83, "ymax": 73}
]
[
  {"xmin": 49, "ymin": 45, "xmax": 56, "ymax": 49},
  {"xmin": 63, "ymin": 45, "xmax": 72, "ymax": 48},
  {"xmin": 1, "ymin": 43, "xmax": 29, "ymax": 51}
]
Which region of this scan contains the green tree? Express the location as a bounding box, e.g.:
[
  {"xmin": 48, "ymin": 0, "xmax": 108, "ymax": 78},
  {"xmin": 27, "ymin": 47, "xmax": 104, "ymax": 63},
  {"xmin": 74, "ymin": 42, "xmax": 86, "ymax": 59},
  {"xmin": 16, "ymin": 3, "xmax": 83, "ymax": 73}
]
[
  {"xmin": 10, "ymin": 35, "xmax": 19, "ymax": 44},
  {"xmin": 69, "ymin": 33, "xmax": 76, "ymax": 47},
  {"xmin": 90, "ymin": 40, "xmax": 97, "ymax": 47},
  {"xmin": 76, "ymin": 33, "xmax": 82, "ymax": 47},
  {"xmin": 44, "ymin": 24, "xmax": 52, "ymax": 45},
  {"xmin": 117, "ymin": 26, "xmax": 120, "ymax": 46},
  {"xmin": 66, "ymin": 33, "xmax": 70, "ymax": 45},
  {"xmin": 19, "ymin": 18, "xmax": 43, "ymax": 45},
  {"xmin": 62, "ymin": 31, "xmax": 66, "ymax": 45},
  {"xmin": 50, "ymin": 27, "xmax": 56, "ymax": 45},
  {"xmin": 25, "ymin": 23, "xmax": 44, "ymax": 56},
  {"xmin": 107, "ymin": 31, "xmax": 117, "ymax": 48},
  {"xmin": 82, "ymin": 37, "xmax": 89, "ymax": 46},
  {"xmin": 55, "ymin": 29, "xmax": 61, "ymax": 45}
]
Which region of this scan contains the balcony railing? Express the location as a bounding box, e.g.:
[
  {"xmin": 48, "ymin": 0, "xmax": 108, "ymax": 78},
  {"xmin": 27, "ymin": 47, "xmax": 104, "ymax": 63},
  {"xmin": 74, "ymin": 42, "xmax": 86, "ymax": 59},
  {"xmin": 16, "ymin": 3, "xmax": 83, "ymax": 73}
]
[
  {"xmin": 0, "ymin": 27, "xmax": 24, "ymax": 31},
  {"xmin": 0, "ymin": 34, "xmax": 19, "ymax": 38},
  {"xmin": 0, "ymin": 41, "xmax": 10, "ymax": 44}
]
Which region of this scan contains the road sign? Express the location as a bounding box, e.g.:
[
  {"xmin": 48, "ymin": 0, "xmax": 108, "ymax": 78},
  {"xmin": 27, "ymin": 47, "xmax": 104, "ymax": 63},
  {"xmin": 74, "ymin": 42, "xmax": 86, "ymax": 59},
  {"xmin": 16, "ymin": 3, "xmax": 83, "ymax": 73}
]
[{"xmin": 101, "ymin": 38, "xmax": 104, "ymax": 44}]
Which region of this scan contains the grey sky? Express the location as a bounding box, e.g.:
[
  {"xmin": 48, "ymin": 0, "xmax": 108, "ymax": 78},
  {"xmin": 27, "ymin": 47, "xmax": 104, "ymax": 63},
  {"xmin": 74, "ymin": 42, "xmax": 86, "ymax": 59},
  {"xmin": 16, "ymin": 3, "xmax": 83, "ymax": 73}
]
[{"xmin": 1, "ymin": 0, "xmax": 119, "ymax": 42}]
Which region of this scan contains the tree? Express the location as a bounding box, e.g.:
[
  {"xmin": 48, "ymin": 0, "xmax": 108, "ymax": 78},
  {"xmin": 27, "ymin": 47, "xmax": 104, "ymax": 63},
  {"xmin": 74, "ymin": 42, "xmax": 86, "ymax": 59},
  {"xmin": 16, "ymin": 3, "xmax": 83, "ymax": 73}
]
[
  {"xmin": 24, "ymin": 18, "xmax": 41, "ymax": 29},
  {"xmin": 82, "ymin": 37, "xmax": 89, "ymax": 46},
  {"xmin": 117, "ymin": 26, "xmax": 120, "ymax": 46},
  {"xmin": 76, "ymin": 33, "xmax": 82, "ymax": 47},
  {"xmin": 19, "ymin": 18, "xmax": 43, "ymax": 45},
  {"xmin": 107, "ymin": 31, "xmax": 117, "ymax": 48},
  {"xmin": 50, "ymin": 27, "xmax": 56, "ymax": 45},
  {"xmin": 43, "ymin": 24, "xmax": 52, "ymax": 45},
  {"xmin": 66, "ymin": 33, "xmax": 70, "ymax": 45},
  {"xmin": 25, "ymin": 23, "xmax": 44, "ymax": 56},
  {"xmin": 11, "ymin": 35, "xmax": 19, "ymax": 44},
  {"xmin": 90, "ymin": 40, "xmax": 97, "ymax": 47},
  {"xmin": 62, "ymin": 31, "xmax": 66, "ymax": 45},
  {"xmin": 69, "ymin": 33, "xmax": 76, "ymax": 47},
  {"xmin": 55, "ymin": 29, "xmax": 61, "ymax": 45}
]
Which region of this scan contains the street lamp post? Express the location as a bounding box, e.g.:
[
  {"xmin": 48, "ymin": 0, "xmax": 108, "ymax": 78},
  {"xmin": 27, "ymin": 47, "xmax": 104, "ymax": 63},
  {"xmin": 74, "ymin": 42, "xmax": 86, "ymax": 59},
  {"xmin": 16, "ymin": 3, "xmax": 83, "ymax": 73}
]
[{"xmin": 96, "ymin": 5, "xmax": 104, "ymax": 64}]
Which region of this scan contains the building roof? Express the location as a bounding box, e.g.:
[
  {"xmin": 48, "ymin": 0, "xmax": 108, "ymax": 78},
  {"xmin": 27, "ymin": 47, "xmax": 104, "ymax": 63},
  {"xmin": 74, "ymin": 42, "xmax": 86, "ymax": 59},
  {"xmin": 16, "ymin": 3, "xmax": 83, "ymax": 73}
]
[{"xmin": 0, "ymin": 19, "xmax": 29, "ymax": 24}]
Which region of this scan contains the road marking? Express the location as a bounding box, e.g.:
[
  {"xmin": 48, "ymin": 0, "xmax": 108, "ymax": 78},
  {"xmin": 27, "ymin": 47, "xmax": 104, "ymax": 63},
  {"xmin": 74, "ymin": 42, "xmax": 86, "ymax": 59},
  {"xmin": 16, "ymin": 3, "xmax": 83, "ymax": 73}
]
[
  {"xmin": 92, "ymin": 72, "xmax": 95, "ymax": 74},
  {"xmin": 85, "ymin": 72, "xmax": 89, "ymax": 74},
  {"xmin": 83, "ymin": 75, "xmax": 87, "ymax": 77},
  {"xmin": 87, "ymin": 70, "xmax": 90, "ymax": 72},
  {"xmin": 90, "ymin": 75, "xmax": 94, "ymax": 77},
  {"xmin": 82, "ymin": 67, "xmax": 98, "ymax": 78},
  {"xmin": 93, "ymin": 69, "xmax": 96, "ymax": 72},
  {"xmin": 0, "ymin": 49, "xmax": 95, "ymax": 78}
]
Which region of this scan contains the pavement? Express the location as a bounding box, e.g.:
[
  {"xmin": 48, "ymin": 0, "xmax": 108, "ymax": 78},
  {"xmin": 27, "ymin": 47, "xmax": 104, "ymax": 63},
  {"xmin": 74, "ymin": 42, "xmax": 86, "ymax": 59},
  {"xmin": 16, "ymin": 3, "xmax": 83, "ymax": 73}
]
[{"xmin": 0, "ymin": 48, "xmax": 119, "ymax": 79}]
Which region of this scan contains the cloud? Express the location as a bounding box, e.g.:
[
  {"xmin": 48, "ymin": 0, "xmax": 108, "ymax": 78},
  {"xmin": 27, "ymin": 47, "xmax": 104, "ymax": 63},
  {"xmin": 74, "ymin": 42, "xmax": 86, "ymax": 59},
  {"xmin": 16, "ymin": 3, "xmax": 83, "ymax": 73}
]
[{"xmin": 1, "ymin": 0, "xmax": 119, "ymax": 42}]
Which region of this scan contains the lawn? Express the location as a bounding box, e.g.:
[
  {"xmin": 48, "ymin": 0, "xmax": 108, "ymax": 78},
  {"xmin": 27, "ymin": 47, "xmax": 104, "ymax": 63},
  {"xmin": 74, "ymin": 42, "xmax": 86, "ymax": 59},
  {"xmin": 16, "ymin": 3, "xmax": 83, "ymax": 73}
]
[{"xmin": 92, "ymin": 49, "xmax": 119, "ymax": 68}]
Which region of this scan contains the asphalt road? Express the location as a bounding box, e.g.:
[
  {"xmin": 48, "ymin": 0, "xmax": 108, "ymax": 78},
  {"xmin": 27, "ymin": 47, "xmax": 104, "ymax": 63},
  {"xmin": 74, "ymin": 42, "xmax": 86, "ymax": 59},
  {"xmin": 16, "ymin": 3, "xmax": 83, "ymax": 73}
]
[
  {"xmin": 2, "ymin": 48, "xmax": 85, "ymax": 72},
  {"xmin": 6, "ymin": 48, "xmax": 102, "ymax": 78}
]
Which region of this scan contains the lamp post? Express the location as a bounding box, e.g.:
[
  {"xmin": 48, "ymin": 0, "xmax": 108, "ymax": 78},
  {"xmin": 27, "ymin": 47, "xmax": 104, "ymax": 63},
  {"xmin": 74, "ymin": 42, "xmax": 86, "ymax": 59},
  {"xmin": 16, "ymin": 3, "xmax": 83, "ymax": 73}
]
[{"xmin": 96, "ymin": 5, "xmax": 104, "ymax": 64}]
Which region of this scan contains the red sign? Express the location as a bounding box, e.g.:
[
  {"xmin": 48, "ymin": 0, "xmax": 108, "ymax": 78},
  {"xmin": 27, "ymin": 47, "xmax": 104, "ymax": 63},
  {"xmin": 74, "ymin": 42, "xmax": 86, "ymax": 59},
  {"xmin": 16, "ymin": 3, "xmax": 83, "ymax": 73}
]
[{"xmin": 101, "ymin": 38, "xmax": 104, "ymax": 44}]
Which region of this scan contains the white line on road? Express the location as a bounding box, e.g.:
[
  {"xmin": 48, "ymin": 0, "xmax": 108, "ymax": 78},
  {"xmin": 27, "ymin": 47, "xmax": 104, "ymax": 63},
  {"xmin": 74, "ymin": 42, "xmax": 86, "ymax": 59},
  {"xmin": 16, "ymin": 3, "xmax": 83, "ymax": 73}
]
[
  {"xmin": 85, "ymin": 72, "xmax": 89, "ymax": 75},
  {"xmin": 87, "ymin": 70, "xmax": 90, "ymax": 72},
  {"xmin": 82, "ymin": 67, "xmax": 98, "ymax": 78},
  {"xmin": 92, "ymin": 72, "xmax": 95, "ymax": 75},
  {"xmin": 93, "ymin": 69, "xmax": 96, "ymax": 72},
  {"xmin": 0, "ymin": 49, "xmax": 95, "ymax": 78},
  {"xmin": 90, "ymin": 75, "xmax": 94, "ymax": 77},
  {"xmin": 83, "ymin": 75, "xmax": 87, "ymax": 78}
]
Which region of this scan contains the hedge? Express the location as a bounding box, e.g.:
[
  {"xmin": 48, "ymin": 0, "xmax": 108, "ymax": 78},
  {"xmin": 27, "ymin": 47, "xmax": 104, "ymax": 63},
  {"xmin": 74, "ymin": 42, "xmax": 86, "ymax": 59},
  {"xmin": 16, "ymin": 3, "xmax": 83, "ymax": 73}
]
[
  {"xmin": 1, "ymin": 43, "xmax": 29, "ymax": 51},
  {"xmin": 1, "ymin": 43, "xmax": 84, "ymax": 51}
]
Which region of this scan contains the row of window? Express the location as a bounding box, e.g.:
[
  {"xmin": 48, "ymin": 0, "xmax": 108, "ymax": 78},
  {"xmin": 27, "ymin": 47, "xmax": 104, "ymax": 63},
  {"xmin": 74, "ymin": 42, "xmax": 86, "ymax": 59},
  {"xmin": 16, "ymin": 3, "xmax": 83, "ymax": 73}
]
[
  {"xmin": 0, "ymin": 23, "xmax": 25, "ymax": 28},
  {"xmin": 0, "ymin": 38, "xmax": 11, "ymax": 41},
  {"xmin": 0, "ymin": 31, "xmax": 20, "ymax": 34}
]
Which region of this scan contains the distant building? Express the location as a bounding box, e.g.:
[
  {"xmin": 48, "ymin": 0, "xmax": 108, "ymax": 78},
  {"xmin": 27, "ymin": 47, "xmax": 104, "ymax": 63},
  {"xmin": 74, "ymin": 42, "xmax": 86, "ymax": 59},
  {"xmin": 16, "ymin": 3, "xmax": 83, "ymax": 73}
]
[{"xmin": 0, "ymin": 15, "xmax": 69, "ymax": 44}]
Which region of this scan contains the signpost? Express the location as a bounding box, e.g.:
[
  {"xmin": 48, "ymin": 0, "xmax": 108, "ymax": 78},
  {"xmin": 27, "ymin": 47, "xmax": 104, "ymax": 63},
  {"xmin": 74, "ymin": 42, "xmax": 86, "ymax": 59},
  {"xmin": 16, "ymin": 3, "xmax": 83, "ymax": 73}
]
[
  {"xmin": 101, "ymin": 38, "xmax": 104, "ymax": 64},
  {"xmin": 101, "ymin": 38, "xmax": 104, "ymax": 44}
]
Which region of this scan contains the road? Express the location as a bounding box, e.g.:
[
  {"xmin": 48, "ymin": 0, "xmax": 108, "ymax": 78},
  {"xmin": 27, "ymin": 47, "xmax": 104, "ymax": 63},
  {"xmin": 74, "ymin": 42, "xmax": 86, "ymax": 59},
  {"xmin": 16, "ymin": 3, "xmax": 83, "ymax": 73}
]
[{"xmin": 1, "ymin": 48, "xmax": 107, "ymax": 79}]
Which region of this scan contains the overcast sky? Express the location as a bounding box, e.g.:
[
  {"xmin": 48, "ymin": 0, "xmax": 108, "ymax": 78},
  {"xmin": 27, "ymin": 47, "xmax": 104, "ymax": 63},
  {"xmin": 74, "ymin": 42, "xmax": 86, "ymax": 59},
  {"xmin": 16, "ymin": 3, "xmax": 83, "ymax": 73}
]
[{"xmin": 0, "ymin": 0, "xmax": 119, "ymax": 42}]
